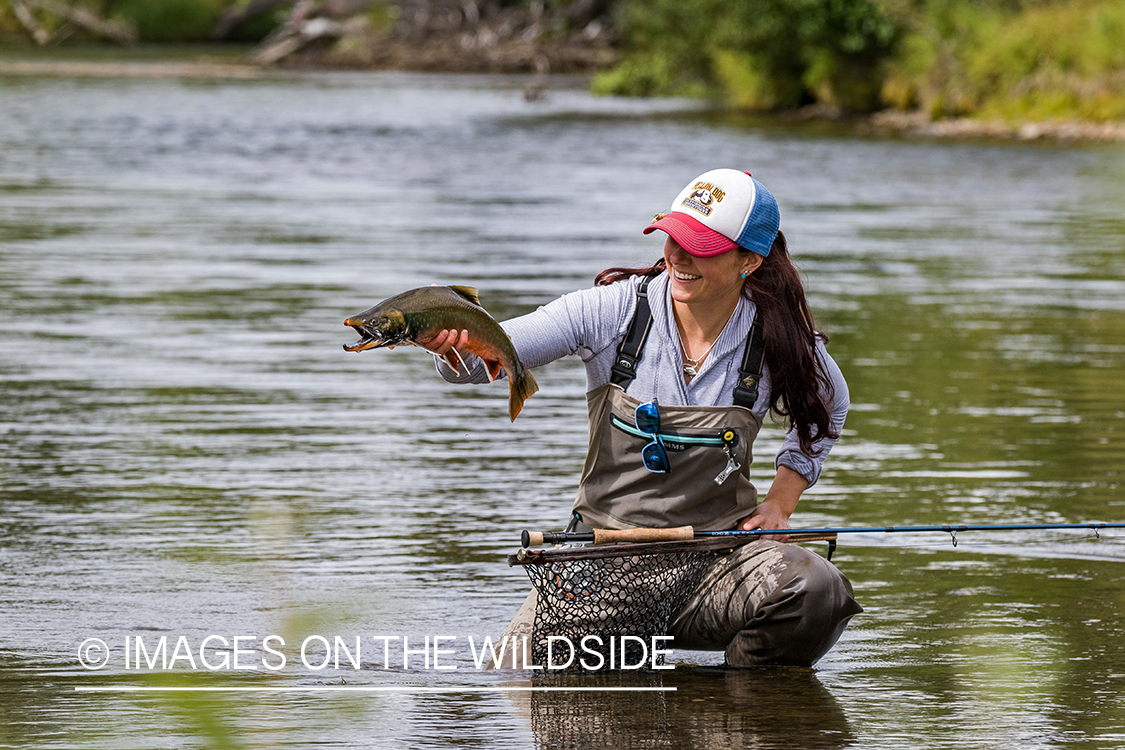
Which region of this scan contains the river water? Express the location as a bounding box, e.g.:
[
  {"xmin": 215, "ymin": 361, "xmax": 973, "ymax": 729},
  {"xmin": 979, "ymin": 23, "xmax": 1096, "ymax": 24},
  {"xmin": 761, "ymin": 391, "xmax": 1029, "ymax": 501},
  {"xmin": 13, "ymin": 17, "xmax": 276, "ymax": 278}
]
[{"xmin": 1, "ymin": 68, "xmax": 1124, "ymax": 749}]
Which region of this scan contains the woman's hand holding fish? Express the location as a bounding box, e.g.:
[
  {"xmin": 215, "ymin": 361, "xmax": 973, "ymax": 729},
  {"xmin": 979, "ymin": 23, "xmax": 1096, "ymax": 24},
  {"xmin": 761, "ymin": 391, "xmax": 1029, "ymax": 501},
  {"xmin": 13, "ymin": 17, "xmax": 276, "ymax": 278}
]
[{"xmin": 427, "ymin": 328, "xmax": 470, "ymax": 371}]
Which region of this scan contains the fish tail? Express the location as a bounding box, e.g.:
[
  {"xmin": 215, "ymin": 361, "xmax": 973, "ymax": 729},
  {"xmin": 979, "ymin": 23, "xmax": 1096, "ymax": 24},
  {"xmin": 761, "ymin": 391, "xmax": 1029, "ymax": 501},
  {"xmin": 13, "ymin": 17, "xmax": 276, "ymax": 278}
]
[{"xmin": 507, "ymin": 362, "xmax": 539, "ymax": 421}]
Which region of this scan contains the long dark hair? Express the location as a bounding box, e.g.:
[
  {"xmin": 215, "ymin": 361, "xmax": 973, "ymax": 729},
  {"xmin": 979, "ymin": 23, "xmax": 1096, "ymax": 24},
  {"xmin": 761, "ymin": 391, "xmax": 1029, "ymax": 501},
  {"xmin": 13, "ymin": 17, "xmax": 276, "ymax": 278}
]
[{"xmin": 595, "ymin": 230, "xmax": 838, "ymax": 455}]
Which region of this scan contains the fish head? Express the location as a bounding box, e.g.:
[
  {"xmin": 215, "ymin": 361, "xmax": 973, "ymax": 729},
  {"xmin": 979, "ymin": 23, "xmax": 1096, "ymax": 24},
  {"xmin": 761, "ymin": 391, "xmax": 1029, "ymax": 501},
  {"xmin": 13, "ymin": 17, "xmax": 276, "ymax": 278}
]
[{"xmin": 343, "ymin": 307, "xmax": 410, "ymax": 352}]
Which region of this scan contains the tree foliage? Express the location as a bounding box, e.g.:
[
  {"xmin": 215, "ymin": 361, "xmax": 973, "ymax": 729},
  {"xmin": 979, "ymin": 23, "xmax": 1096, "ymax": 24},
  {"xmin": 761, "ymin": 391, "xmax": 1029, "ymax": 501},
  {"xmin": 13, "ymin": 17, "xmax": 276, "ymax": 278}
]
[
  {"xmin": 597, "ymin": 0, "xmax": 1125, "ymax": 119},
  {"xmin": 593, "ymin": 0, "xmax": 898, "ymax": 110}
]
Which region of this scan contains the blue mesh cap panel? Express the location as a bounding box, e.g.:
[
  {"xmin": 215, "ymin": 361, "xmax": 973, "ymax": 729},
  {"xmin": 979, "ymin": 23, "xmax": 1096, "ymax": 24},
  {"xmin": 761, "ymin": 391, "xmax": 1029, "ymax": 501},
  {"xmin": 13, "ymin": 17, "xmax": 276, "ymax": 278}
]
[{"xmin": 736, "ymin": 177, "xmax": 780, "ymax": 256}]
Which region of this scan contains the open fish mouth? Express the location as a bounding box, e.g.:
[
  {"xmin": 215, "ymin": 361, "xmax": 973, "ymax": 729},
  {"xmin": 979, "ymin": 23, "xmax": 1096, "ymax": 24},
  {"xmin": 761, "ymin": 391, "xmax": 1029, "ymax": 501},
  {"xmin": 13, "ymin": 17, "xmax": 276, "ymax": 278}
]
[
  {"xmin": 343, "ymin": 321, "xmax": 386, "ymax": 352},
  {"xmin": 343, "ymin": 335, "xmax": 383, "ymax": 352}
]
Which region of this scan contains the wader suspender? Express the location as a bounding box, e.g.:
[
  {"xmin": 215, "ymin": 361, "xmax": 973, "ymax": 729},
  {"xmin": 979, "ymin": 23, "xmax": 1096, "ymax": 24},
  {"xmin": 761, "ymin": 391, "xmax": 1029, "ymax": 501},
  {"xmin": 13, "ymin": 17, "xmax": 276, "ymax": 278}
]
[
  {"xmin": 609, "ymin": 277, "xmax": 654, "ymax": 387},
  {"xmin": 732, "ymin": 311, "xmax": 765, "ymax": 409},
  {"xmin": 610, "ymin": 277, "xmax": 766, "ymax": 409}
]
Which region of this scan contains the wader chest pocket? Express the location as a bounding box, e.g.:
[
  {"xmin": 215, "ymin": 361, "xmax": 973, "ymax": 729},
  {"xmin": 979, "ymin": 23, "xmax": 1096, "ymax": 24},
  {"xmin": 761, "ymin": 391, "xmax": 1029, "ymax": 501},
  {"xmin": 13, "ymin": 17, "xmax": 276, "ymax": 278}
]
[
  {"xmin": 610, "ymin": 415, "xmax": 737, "ymax": 451},
  {"xmin": 610, "ymin": 415, "xmax": 742, "ymax": 485}
]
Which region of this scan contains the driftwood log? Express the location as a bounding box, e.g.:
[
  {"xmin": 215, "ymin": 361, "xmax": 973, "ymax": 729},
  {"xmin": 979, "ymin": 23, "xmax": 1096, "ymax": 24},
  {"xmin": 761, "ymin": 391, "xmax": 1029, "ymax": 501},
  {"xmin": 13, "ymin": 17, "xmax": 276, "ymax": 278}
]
[
  {"xmin": 245, "ymin": 0, "xmax": 617, "ymax": 73},
  {"xmin": 9, "ymin": 0, "xmax": 49, "ymax": 44},
  {"xmin": 3, "ymin": 0, "xmax": 617, "ymax": 75},
  {"xmin": 247, "ymin": 0, "xmax": 352, "ymax": 65},
  {"xmin": 5, "ymin": 0, "xmax": 136, "ymax": 44}
]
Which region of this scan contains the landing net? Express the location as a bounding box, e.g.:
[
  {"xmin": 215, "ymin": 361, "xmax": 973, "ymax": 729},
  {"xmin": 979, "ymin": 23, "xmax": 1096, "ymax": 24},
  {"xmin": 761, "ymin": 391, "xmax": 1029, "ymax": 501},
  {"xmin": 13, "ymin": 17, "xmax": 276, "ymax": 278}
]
[{"xmin": 508, "ymin": 538, "xmax": 748, "ymax": 671}]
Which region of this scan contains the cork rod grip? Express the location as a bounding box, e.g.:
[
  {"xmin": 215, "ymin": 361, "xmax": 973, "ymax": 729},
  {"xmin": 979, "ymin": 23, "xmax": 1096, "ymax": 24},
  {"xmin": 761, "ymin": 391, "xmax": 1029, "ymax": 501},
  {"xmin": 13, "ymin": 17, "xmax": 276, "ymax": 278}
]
[{"xmin": 591, "ymin": 526, "xmax": 695, "ymax": 545}]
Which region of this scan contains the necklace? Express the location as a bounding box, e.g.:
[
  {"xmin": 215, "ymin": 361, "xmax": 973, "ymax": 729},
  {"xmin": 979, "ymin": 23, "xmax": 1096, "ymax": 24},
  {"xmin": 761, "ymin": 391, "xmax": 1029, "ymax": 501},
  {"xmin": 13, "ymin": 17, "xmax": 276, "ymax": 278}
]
[
  {"xmin": 677, "ymin": 306, "xmax": 737, "ymax": 379},
  {"xmin": 680, "ymin": 338, "xmax": 720, "ymax": 378}
]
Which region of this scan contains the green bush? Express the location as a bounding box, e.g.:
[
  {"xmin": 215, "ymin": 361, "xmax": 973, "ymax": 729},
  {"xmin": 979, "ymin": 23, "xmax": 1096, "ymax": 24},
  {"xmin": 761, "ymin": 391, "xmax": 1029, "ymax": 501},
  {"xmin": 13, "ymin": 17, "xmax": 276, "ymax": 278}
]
[
  {"xmin": 885, "ymin": 0, "xmax": 1125, "ymax": 121},
  {"xmin": 116, "ymin": 0, "xmax": 227, "ymax": 43},
  {"xmin": 596, "ymin": 0, "xmax": 897, "ymax": 111},
  {"xmin": 593, "ymin": 0, "xmax": 718, "ymax": 97},
  {"xmin": 598, "ymin": 0, "xmax": 1125, "ymax": 121},
  {"xmin": 224, "ymin": 8, "xmax": 284, "ymax": 42}
]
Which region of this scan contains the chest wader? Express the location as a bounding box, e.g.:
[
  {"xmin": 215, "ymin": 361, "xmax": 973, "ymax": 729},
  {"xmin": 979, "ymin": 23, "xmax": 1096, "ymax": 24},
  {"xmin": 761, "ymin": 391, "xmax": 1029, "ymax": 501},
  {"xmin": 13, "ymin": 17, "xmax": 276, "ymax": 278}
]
[
  {"xmin": 572, "ymin": 277, "xmax": 767, "ymax": 531},
  {"xmin": 495, "ymin": 278, "xmax": 861, "ymax": 669},
  {"xmin": 566, "ymin": 277, "xmax": 863, "ymax": 667}
]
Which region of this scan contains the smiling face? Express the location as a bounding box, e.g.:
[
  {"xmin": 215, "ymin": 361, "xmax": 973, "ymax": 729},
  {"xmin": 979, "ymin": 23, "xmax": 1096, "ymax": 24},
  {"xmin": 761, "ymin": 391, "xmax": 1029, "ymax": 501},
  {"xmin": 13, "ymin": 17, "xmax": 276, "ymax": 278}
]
[{"xmin": 663, "ymin": 236, "xmax": 761, "ymax": 311}]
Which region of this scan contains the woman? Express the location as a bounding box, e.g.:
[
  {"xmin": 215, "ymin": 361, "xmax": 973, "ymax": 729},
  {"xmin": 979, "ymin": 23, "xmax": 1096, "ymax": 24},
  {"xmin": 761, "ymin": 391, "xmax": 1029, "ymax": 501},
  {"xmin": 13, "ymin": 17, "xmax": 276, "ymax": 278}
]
[{"xmin": 429, "ymin": 169, "xmax": 861, "ymax": 667}]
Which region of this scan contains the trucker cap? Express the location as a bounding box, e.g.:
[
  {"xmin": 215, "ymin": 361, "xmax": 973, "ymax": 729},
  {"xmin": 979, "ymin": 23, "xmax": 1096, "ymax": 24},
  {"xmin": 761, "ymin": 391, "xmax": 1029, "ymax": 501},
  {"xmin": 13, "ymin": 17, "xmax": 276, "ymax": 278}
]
[{"xmin": 643, "ymin": 168, "xmax": 780, "ymax": 257}]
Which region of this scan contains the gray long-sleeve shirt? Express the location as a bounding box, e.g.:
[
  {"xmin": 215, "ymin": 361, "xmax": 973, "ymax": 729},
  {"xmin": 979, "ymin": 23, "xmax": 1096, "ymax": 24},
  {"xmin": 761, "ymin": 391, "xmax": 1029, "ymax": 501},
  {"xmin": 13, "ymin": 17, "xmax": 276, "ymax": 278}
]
[{"xmin": 438, "ymin": 272, "xmax": 848, "ymax": 486}]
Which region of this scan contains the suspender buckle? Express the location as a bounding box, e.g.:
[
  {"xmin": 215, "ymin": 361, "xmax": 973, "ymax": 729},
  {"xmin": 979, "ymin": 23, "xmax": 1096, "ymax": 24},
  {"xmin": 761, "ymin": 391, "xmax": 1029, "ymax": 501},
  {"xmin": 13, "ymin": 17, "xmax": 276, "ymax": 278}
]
[
  {"xmin": 612, "ymin": 355, "xmax": 638, "ymax": 381},
  {"xmin": 733, "ymin": 375, "xmax": 760, "ymax": 409}
]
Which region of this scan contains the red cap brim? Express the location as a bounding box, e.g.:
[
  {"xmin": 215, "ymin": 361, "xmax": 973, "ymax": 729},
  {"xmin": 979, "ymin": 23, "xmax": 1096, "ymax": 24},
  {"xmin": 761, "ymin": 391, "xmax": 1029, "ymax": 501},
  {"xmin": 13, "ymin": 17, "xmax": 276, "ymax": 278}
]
[{"xmin": 642, "ymin": 212, "xmax": 739, "ymax": 257}]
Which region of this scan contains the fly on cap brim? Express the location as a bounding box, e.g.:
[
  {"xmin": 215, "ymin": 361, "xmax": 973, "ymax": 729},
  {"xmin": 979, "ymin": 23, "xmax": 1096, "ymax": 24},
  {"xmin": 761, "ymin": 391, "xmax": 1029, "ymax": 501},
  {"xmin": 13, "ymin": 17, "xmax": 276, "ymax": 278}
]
[{"xmin": 642, "ymin": 212, "xmax": 740, "ymax": 257}]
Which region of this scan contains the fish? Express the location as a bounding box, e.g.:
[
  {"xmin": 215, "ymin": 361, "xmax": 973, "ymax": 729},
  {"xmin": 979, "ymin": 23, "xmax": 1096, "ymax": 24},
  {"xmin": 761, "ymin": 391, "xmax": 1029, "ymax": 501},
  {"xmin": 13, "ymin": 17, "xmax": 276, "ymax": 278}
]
[{"xmin": 343, "ymin": 285, "xmax": 539, "ymax": 421}]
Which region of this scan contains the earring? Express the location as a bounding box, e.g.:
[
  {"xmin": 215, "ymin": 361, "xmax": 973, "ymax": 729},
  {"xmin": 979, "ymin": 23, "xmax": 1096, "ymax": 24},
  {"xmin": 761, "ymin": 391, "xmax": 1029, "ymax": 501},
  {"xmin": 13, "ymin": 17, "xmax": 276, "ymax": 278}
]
[{"xmin": 740, "ymin": 271, "xmax": 750, "ymax": 279}]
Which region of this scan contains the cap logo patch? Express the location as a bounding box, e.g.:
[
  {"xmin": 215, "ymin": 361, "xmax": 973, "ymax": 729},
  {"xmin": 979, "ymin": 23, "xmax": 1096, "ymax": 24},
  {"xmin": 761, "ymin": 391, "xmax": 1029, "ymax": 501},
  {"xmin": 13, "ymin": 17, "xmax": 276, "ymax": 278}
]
[{"xmin": 680, "ymin": 181, "xmax": 725, "ymax": 217}]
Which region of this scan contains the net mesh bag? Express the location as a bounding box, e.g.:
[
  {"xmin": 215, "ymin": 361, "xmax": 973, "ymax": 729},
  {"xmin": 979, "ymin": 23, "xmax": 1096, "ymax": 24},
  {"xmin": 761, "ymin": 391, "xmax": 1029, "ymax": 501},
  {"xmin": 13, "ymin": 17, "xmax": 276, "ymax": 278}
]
[{"xmin": 508, "ymin": 538, "xmax": 747, "ymax": 671}]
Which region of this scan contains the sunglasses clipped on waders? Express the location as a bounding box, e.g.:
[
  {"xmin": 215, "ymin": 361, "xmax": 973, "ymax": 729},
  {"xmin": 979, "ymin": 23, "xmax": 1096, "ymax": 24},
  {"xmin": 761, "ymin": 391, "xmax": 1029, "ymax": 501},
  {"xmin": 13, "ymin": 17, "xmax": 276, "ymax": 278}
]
[{"xmin": 634, "ymin": 400, "xmax": 671, "ymax": 474}]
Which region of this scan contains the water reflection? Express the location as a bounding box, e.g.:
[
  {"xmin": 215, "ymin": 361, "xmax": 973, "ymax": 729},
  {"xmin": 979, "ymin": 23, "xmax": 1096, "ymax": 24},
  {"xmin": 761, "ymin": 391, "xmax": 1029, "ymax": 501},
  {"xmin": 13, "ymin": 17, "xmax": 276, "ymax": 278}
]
[{"xmin": 519, "ymin": 669, "xmax": 852, "ymax": 750}]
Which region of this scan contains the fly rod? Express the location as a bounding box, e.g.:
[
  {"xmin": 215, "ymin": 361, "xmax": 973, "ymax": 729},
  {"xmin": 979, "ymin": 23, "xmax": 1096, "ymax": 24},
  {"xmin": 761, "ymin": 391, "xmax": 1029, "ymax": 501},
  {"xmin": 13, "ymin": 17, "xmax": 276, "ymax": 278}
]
[{"xmin": 521, "ymin": 522, "xmax": 1125, "ymax": 549}]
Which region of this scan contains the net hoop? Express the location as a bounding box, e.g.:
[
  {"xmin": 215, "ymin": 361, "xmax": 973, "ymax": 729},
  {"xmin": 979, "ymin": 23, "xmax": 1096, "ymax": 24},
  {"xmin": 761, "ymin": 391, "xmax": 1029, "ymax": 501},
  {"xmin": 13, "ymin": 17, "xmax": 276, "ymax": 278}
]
[
  {"xmin": 508, "ymin": 536, "xmax": 752, "ymax": 566},
  {"xmin": 508, "ymin": 538, "xmax": 755, "ymax": 671}
]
